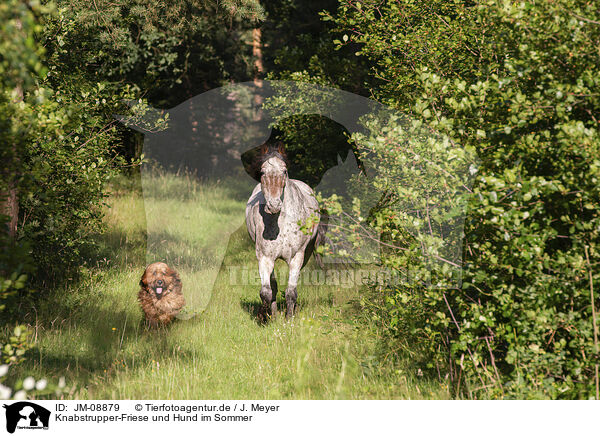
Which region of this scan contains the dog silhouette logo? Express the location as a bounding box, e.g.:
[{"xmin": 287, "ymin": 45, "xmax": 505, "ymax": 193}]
[
  {"xmin": 3, "ymin": 402, "xmax": 50, "ymax": 433},
  {"xmin": 118, "ymin": 80, "xmax": 479, "ymax": 302}
]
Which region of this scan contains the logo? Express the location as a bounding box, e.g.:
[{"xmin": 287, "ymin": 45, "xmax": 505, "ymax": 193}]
[
  {"xmin": 116, "ymin": 79, "xmax": 478, "ymax": 308},
  {"xmin": 3, "ymin": 402, "xmax": 50, "ymax": 433}
]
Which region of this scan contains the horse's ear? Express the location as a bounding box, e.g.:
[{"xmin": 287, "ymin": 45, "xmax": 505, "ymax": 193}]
[
  {"xmin": 276, "ymin": 141, "xmax": 286, "ymax": 157},
  {"xmin": 260, "ymin": 143, "xmax": 269, "ymax": 157}
]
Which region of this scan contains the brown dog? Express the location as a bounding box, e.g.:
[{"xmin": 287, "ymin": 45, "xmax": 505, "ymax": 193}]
[{"xmin": 138, "ymin": 262, "xmax": 185, "ymax": 327}]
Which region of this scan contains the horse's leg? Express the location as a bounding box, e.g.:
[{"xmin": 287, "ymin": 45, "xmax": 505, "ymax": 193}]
[
  {"xmin": 285, "ymin": 251, "xmax": 304, "ymax": 318},
  {"xmin": 270, "ymin": 270, "xmax": 278, "ymax": 319},
  {"xmin": 258, "ymin": 256, "xmax": 275, "ymax": 321}
]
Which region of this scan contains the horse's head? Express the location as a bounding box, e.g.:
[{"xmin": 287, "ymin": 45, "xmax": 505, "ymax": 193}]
[{"xmin": 259, "ymin": 142, "xmax": 288, "ymax": 214}]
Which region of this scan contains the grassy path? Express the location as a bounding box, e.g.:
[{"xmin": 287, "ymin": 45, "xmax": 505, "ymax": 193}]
[{"xmin": 18, "ymin": 174, "xmax": 448, "ymax": 399}]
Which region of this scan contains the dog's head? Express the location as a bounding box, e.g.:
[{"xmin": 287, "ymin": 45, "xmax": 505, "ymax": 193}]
[{"xmin": 140, "ymin": 262, "xmax": 181, "ymax": 301}]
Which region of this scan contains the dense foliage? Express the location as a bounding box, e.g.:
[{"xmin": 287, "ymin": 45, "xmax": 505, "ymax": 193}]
[
  {"xmin": 49, "ymin": 0, "xmax": 263, "ymax": 106},
  {"xmin": 313, "ymin": 0, "xmax": 600, "ymax": 398},
  {"xmin": 2, "ymin": 0, "xmax": 265, "ymax": 283},
  {"xmin": 1, "ymin": 1, "xmax": 135, "ymax": 283},
  {"xmin": 0, "ymin": 0, "xmax": 72, "ymax": 399}
]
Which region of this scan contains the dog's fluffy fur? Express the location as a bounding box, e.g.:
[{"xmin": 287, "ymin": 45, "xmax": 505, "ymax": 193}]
[{"xmin": 138, "ymin": 262, "xmax": 185, "ymax": 327}]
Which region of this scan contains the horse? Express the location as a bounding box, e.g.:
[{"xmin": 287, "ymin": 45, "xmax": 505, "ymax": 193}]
[{"xmin": 245, "ymin": 142, "xmax": 323, "ymax": 320}]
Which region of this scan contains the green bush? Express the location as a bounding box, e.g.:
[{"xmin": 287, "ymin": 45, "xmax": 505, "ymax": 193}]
[
  {"xmin": 16, "ymin": 83, "xmax": 131, "ymax": 281},
  {"xmin": 1, "ymin": 2, "xmax": 141, "ymax": 283},
  {"xmin": 319, "ymin": 0, "xmax": 600, "ymax": 398}
]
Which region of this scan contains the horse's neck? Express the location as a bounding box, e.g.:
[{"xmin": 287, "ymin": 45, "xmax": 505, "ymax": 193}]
[
  {"xmin": 279, "ymin": 181, "xmax": 292, "ymax": 216},
  {"xmin": 281, "ymin": 180, "xmax": 309, "ymax": 220}
]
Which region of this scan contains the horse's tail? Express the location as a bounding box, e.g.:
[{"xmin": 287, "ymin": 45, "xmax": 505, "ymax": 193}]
[
  {"xmin": 312, "ymin": 214, "xmax": 330, "ymax": 269},
  {"xmin": 313, "ymin": 212, "xmax": 360, "ymax": 268}
]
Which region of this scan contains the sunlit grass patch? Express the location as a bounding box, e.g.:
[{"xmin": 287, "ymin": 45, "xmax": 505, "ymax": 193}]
[{"xmin": 13, "ymin": 172, "xmax": 450, "ymax": 399}]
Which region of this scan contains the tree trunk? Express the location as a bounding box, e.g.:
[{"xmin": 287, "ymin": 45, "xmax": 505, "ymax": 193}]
[
  {"xmin": 1, "ymin": 83, "xmax": 23, "ymax": 239},
  {"xmin": 252, "ymin": 27, "xmax": 264, "ymax": 110},
  {"xmin": 0, "ymin": 185, "xmax": 18, "ymax": 238}
]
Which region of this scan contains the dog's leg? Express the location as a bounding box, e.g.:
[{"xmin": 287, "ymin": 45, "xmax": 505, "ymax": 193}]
[{"xmin": 258, "ymin": 255, "xmax": 275, "ymax": 321}]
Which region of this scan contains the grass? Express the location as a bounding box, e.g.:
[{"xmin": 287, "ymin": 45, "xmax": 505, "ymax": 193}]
[{"xmin": 14, "ymin": 172, "xmax": 450, "ymax": 399}]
